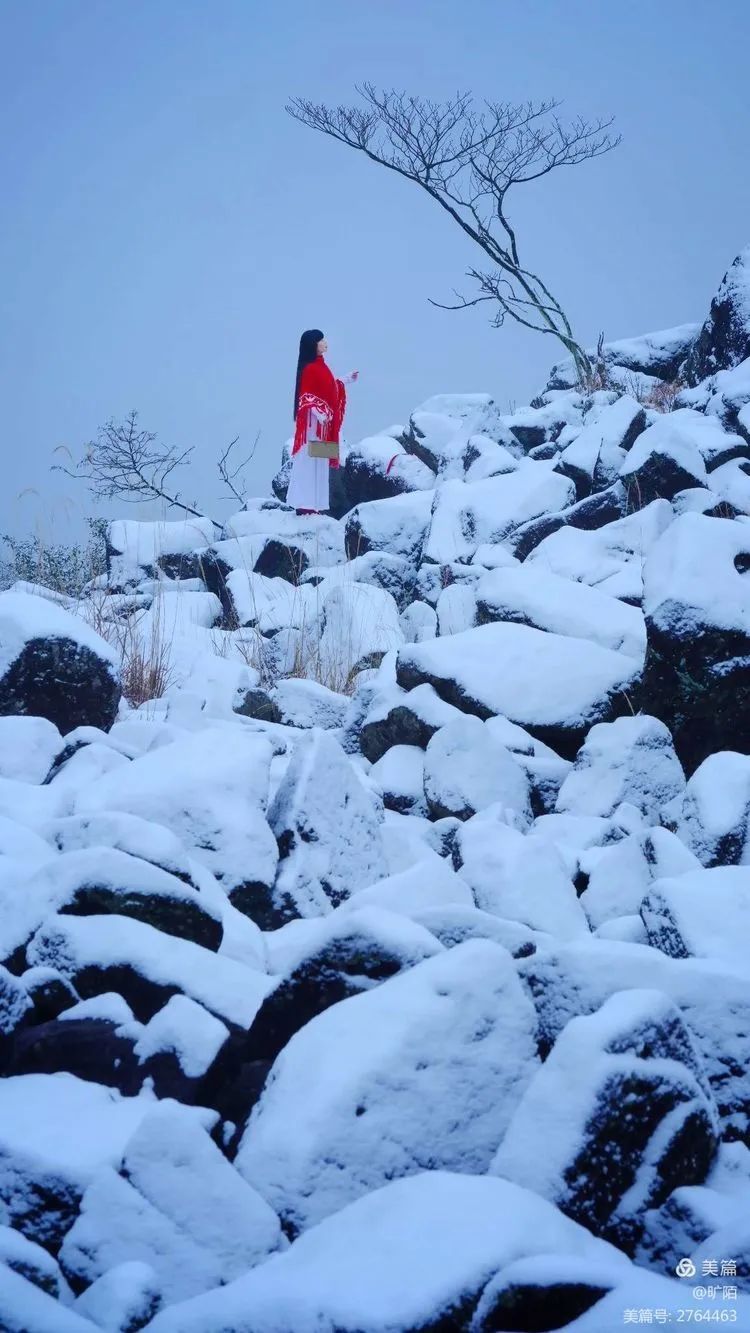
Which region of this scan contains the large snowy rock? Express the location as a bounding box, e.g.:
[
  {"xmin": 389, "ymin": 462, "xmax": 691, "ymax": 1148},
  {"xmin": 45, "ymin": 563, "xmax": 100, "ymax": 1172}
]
[
  {"xmin": 555, "ymin": 395, "xmax": 646, "ymax": 499},
  {"xmin": 60, "ymin": 1105, "xmax": 283, "ymax": 1304},
  {"xmin": 0, "ymin": 592, "xmax": 121, "ymax": 734},
  {"xmin": 0, "ymin": 1073, "xmax": 214, "ymax": 1247},
  {"xmin": 28, "ymin": 913, "xmax": 273, "ymax": 1027},
  {"xmin": 556, "ymin": 716, "xmax": 685, "ymax": 822},
  {"xmin": 335, "ymin": 434, "xmax": 435, "ymax": 513},
  {"xmin": 0, "ymin": 715, "xmax": 61, "ymax": 783},
  {"xmin": 641, "ymin": 513, "xmax": 750, "ymax": 771},
  {"xmin": 526, "ymin": 497, "xmax": 673, "ymax": 603},
  {"xmin": 73, "ymin": 727, "xmax": 279, "ymax": 917},
  {"xmin": 422, "ymin": 464, "xmax": 574, "ymax": 563},
  {"xmin": 641, "ymin": 867, "xmax": 750, "ymax": 977},
  {"xmin": 518, "ymin": 937, "xmax": 750, "ymax": 1141},
  {"xmin": 235, "ymin": 940, "xmax": 539, "ymax": 1233},
  {"xmin": 453, "ymin": 810, "xmax": 589, "ymax": 940},
  {"xmin": 143, "ymin": 1171, "xmax": 632, "ymax": 1333},
  {"xmin": 683, "ymin": 245, "xmax": 750, "ymax": 385},
  {"xmin": 358, "ymin": 681, "xmax": 465, "ymax": 763},
  {"xmin": 547, "ymin": 324, "xmax": 700, "ymax": 390},
  {"xmin": 663, "ymin": 751, "xmax": 750, "ymax": 866},
  {"xmin": 492, "ymin": 988, "xmax": 720, "ymax": 1250},
  {"xmin": 619, "ymin": 409, "xmax": 709, "ymax": 507},
  {"xmin": 247, "ymin": 906, "xmax": 442, "ymax": 1063},
  {"xmin": 476, "ymin": 563, "xmax": 646, "ymax": 659},
  {"xmin": 266, "ymin": 730, "xmax": 387, "ymax": 927},
  {"xmin": 509, "ymin": 481, "xmax": 628, "ymax": 561},
  {"xmin": 344, "ymin": 490, "xmax": 432, "ymax": 564},
  {"xmin": 397, "ymin": 621, "xmax": 640, "ymax": 759},
  {"xmin": 422, "ymin": 715, "xmax": 532, "ymax": 822}
]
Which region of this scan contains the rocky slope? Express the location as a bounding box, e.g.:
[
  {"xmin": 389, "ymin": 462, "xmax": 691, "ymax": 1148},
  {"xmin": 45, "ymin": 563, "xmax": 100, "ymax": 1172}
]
[{"xmin": 1, "ymin": 246, "xmax": 750, "ymax": 1331}]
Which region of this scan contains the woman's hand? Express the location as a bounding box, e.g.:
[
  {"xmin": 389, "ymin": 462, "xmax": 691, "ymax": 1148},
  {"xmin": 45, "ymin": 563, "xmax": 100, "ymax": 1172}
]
[{"xmin": 343, "ymin": 370, "xmax": 360, "ymax": 385}]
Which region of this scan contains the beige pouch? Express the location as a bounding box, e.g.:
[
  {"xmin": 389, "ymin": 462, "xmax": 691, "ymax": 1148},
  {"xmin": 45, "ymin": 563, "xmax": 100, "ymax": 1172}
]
[{"xmin": 307, "ymin": 439, "xmax": 339, "ymax": 461}]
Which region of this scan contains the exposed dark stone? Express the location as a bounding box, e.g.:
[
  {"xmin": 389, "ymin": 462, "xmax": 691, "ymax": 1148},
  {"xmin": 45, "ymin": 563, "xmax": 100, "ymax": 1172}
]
[
  {"xmin": 0, "ymin": 637, "xmax": 120, "ymax": 736},
  {"xmin": 21, "ymin": 970, "xmax": 79, "ymax": 1025},
  {"xmin": 360, "ymin": 703, "xmax": 442, "ymax": 764},
  {"xmin": 234, "ymin": 688, "xmax": 283, "ymax": 724},
  {"xmin": 156, "ymin": 551, "xmax": 206, "ymax": 581},
  {"xmin": 195, "ymin": 551, "xmax": 236, "ymax": 626},
  {"xmin": 683, "ymin": 248, "xmax": 750, "ymax": 385},
  {"xmin": 253, "ymin": 538, "xmax": 308, "ymax": 584},
  {"xmin": 477, "ymin": 1275, "xmax": 612, "ymax": 1331},
  {"xmin": 5, "ymin": 1018, "xmax": 142, "ymax": 1095},
  {"xmin": 510, "ymin": 484, "xmax": 628, "ymax": 560},
  {"xmin": 622, "ymin": 450, "xmax": 705, "ymax": 510},
  {"xmin": 60, "ymin": 882, "xmax": 223, "ymax": 952}
]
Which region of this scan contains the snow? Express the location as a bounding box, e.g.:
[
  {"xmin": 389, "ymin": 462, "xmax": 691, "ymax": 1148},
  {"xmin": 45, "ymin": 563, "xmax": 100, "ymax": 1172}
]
[
  {"xmin": 345, "ymin": 490, "xmax": 433, "ymax": 562},
  {"xmin": 666, "ymin": 751, "xmax": 750, "ymax": 866},
  {"xmin": 235, "ymin": 941, "xmax": 538, "ymax": 1231},
  {"xmin": 28, "ymin": 914, "xmax": 274, "ymax": 1028},
  {"xmin": 333, "ymin": 851, "xmax": 474, "ymax": 919},
  {"xmin": 0, "ymin": 1266, "xmax": 98, "ymax": 1332},
  {"xmin": 73, "ymin": 1261, "xmax": 161, "ymax": 1332},
  {"xmin": 73, "ymin": 726, "xmax": 278, "ymax": 900},
  {"xmin": 455, "ymin": 810, "xmax": 590, "ymax": 939},
  {"xmin": 0, "ymin": 590, "xmax": 119, "ymax": 679},
  {"xmin": 61, "ymin": 1105, "xmax": 283, "ymax": 1303},
  {"xmin": 397, "ymin": 621, "xmax": 640, "ymax": 739},
  {"xmin": 641, "ymin": 866, "xmax": 750, "ymax": 976},
  {"xmin": 0, "ymin": 716, "xmax": 60, "ymax": 783},
  {"xmin": 527, "ymin": 498, "xmax": 673, "ymax": 592},
  {"xmin": 133, "ymin": 996, "xmax": 228, "ymax": 1077},
  {"xmin": 491, "ymin": 987, "xmax": 717, "ymax": 1202},
  {"xmin": 643, "ymin": 511, "xmax": 750, "ymax": 636},
  {"xmin": 0, "ymin": 1073, "xmax": 215, "ymax": 1208},
  {"xmin": 268, "ymin": 729, "xmax": 387, "ymax": 918},
  {"xmin": 423, "ymin": 714, "xmax": 532, "ymax": 822},
  {"xmin": 423, "ymin": 464, "xmax": 574, "ymax": 563},
  {"xmin": 109, "ymin": 517, "xmax": 216, "ymax": 570},
  {"xmin": 476, "ymin": 563, "xmax": 646, "ymax": 658},
  {"xmin": 556, "ymin": 716, "xmax": 685, "ymax": 821},
  {"xmin": 145, "ymin": 1171, "xmax": 630, "ymax": 1333}
]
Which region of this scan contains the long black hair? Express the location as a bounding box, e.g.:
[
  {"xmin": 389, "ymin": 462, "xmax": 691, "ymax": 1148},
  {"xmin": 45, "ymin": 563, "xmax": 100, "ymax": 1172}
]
[{"xmin": 293, "ymin": 328, "xmax": 324, "ymax": 419}]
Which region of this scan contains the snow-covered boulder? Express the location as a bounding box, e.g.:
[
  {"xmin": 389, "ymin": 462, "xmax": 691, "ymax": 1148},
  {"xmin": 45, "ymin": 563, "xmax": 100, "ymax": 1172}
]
[
  {"xmin": 423, "ymin": 715, "xmax": 532, "ymax": 822},
  {"xmin": 620, "ymin": 410, "xmax": 709, "ymax": 506},
  {"xmin": 72, "ymin": 1261, "xmax": 162, "ymax": 1333},
  {"xmin": 641, "ymin": 512, "xmax": 750, "ymax": 771},
  {"xmin": 0, "ymin": 592, "xmax": 120, "ymax": 735},
  {"xmin": 397, "ymin": 621, "xmax": 641, "ymax": 759},
  {"xmin": 0, "ymin": 715, "xmax": 61, "ymax": 783},
  {"xmin": 369, "ymin": 742, "xmax": 427, "ymax": 814},
  {"xmin": 60, "ymin": 1105, "xmax": 283, "ymax": 1304},
  {"xmin": 526, "ymin": 497, "xmax": 673, "ymax": 603},
  {"xmin": 453, "ymin": 811, "xmax": 589, "ymax": 939},
  {"xmin": 492, "ymin": 988, "xmax": 720, "ymax": 1249},
  {"xmin": 555, "ymin": 395, "xmax": 646, "ymax": 499},
  {"xmin": 423, "ymin": 464, "xmax": 574, "ymax": 564},
  {"xmin": 248, "ymin": 906, "xmax": 442, "ymax": 1063},
  {"xmin": 476, "ymin": 563, "xmax": 646, "ymax": 659},
  {"xmin": 664, "ymin": 751, "xmax": 750, "ymax": 866},
  {"xmin": 0, "ymin": 1072, "xmax": 214, "ymax": 1247},
  {"xmin": 509, "ymin": 481, "xmax": 628, "ymax": 561},
  {"xmin": 73, "ymin": 728, "xmax": 279, "ymax": 918},
  {"xmin": 107, "ymin": 517, "xmax": 216, "ymax": 588},
  {"xmin": 28, "ymin": 913, "xmax": 273, "ymax": 1027},
  {"xmin": 344, "ymin": 490, "xmax": 432, "ymax": 564},
  {"xmin": 556, "ymin": 716, "xmax": 685, "ymax": 822},
  {"xmin": 143, "ymin": 1171, "xmax": 632, "ymax": 1333},
  {"xmin": 683, "ymin": 245, "xmax": 750, "ymax": 385},
  {"xmin": 266, "ymin": 730, "xmax": 387, "ymax": 927},
  {"xmin": 641, "ymin": 867, "xmax": 750, "ymax": 976},
  {"xmin": 518, "ymin": 937, "xmax": 750, "ymax": 1140},
  {"xmin": 235, "ymin": 940, "xmax": 539, "ymax": 1233},
  {"xmin": 546, "ymin": 324, "xmax": 700, "ymax": 391},
  {"xmin": 336, "ymin": 434, "xmax": 435, "ymax": 512}
]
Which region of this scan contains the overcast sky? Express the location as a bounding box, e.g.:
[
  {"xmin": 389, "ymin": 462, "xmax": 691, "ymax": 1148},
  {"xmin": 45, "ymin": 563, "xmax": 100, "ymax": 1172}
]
[{"xmin": 1, "ymin": 0, "xmax": 749, "ymax": 541}]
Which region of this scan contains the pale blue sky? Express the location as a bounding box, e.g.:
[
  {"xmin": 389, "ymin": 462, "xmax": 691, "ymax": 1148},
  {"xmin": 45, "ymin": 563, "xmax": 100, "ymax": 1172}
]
[{"xmin": 1, "ymin": 0, "xmax": 749, "ymax": 539}]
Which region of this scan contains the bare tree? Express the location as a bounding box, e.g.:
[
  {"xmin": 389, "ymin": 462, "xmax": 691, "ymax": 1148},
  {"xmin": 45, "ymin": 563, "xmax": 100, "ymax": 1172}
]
[
  {"xmin": 57, "ymin": 411, "xmax": 259, "ymax": 525},
  {"xmin": 217, "ymin": 431, "xmax": 261, "ymax": 507},
  {"xmin": 287, "ymin": 86, "xmax": 620, "ymax": 381}
]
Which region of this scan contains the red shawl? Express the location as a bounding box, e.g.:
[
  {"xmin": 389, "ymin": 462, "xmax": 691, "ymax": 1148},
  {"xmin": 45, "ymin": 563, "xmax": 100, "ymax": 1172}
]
[{"xmin": 292, "ymin": 356, "xmax": 346, "ymax": 469}]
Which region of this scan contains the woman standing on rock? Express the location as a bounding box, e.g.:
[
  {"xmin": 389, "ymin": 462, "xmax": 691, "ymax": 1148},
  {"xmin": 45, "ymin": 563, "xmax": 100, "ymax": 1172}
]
[{"xmin": 287, "ymin": 329, "xmax": 358, "ymax": 515}]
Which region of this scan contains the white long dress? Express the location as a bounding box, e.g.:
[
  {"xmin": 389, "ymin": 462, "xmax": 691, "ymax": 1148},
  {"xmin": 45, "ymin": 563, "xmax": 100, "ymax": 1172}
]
[{"xmin": 286, "ymin": 406, "xmax": 331, "ymax": 512}]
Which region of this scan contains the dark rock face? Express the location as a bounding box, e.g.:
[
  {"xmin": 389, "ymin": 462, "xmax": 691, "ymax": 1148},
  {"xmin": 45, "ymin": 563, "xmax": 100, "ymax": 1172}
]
[
  {"xmin": 234, "ymin": 687, "xmax": 283, "ymax": 724},
  {"xmin": 253, "ymin": 538, "xmax": 309, "ymax": 584},
  {"xmin": 0, "ymin": 638, "xmax": 120, "ymax": 735},
  {"xmin": 510, "ymin": 484, "xmax": 628, "ymax": 560},
  {"xmin": 475, "ymin": 1272, "xmax": 613, "ymax": 1331},
  {"xmin": 4, "ymin": 1018, "xmax": 142, "ymax": 1095},
  {"xmin": 360, "ymin": 702, "xmax": 442, "ymax": 763},
  {"xmin": 683, "ymin": 247, "xmax": 750, "ymax": 386},
  {"xmin": 60, "ymin": 880, "xmax": 223, "ymax": 953}
]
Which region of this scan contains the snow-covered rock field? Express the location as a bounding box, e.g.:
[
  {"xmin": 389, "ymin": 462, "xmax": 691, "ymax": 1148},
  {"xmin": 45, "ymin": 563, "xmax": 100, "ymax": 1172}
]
[{"xmin": 2, "ymin": 247, "xmax": 750, "ymax": 1331}]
